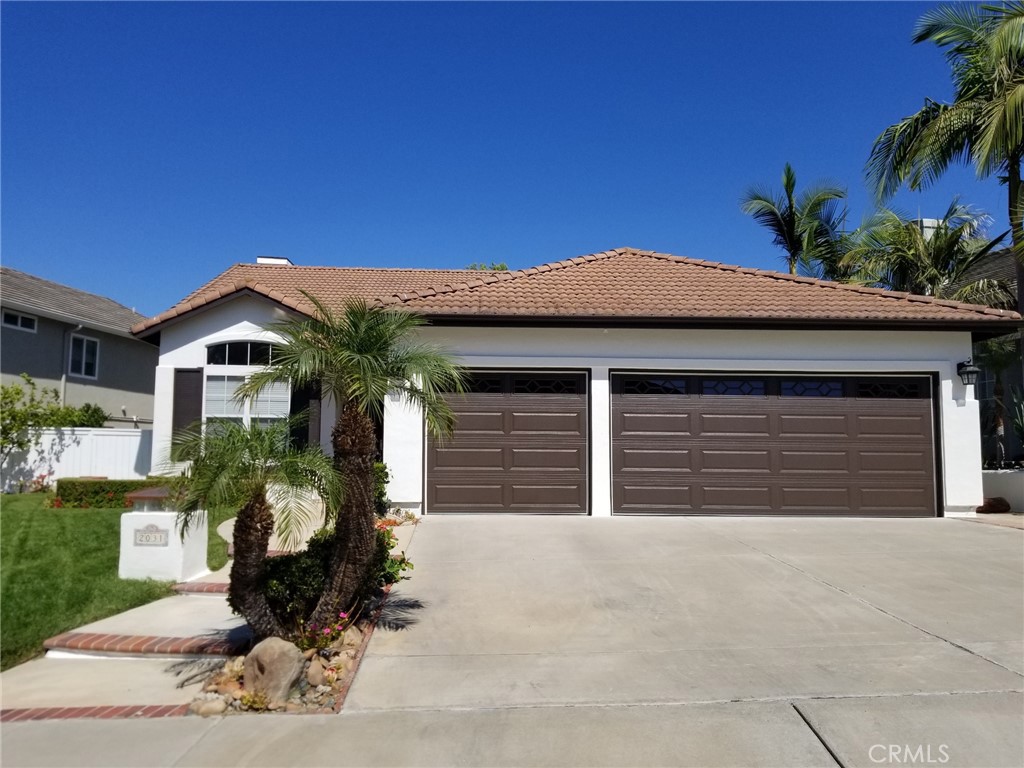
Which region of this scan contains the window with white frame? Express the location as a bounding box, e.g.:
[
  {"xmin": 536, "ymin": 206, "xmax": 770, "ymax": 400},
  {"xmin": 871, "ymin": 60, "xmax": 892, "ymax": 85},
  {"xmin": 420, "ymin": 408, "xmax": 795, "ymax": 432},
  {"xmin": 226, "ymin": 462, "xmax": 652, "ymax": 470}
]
[
  {"xmin": 203, "ymin": 342, "xmax": 290, "ymax": 429},
  {"xmin": 69, "ymin": 335, "xmax": 99, "ymax": 378},
  {"xmin": 2, "ymin": 310, "xmax": 37, "ymax": 332}
]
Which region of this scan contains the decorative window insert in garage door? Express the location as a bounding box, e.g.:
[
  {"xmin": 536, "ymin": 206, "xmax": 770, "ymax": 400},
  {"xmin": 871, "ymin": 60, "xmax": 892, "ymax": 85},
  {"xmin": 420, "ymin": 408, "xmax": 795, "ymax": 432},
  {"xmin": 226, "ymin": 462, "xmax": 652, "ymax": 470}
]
[
  {"xmin": 611, "ymin": 373, "xmax": 937, "ymax": 517},
  {"xmin": 426, "ymin": 371, "xmax": 589, "ymax": 513}
]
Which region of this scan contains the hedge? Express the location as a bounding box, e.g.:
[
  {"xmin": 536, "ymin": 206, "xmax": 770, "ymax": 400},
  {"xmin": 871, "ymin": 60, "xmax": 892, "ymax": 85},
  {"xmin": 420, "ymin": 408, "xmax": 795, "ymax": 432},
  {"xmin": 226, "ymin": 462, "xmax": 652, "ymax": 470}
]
[{"xmin": 51, "ymin": 478, "xmax": 175, "ymax": 509}]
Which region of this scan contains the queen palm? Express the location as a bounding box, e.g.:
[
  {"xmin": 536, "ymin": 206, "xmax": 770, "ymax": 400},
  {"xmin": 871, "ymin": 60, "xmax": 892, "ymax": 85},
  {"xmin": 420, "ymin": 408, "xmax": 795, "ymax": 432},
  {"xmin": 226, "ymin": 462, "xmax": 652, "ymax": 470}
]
[
  {"xmin": 842, "ymin": 198, "xmax": 1012, "ymax": 306},
  {"xmin": 867, "ymin": 3, "xmax": 1024, "ymax": 308},
  {"xmin": 741, "ymin": 163, "xmax": 847, "ymax": 276},
  {"xmin": 173, "ymin": 417, "xmax": 341, "ymax": 639},
  {"xmin": 238, "ymin": 295, "xmax": 464, "ymax": 626}
]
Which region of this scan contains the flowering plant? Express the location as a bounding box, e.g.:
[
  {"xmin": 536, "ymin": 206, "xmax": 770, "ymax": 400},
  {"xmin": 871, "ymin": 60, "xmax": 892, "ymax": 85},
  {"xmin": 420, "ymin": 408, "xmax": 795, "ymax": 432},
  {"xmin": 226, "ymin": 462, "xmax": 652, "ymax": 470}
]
[{"xmin": 297, "ymin": 611, "xmax": 351, "ymax": 650}]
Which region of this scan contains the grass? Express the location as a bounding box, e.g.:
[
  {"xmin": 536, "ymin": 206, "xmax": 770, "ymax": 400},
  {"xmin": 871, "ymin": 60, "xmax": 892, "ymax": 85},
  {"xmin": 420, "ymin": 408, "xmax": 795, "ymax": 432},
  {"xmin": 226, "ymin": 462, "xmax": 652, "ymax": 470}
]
[{"xmin": 0, "ymin": 494, "xmax": 237, "ymax": 670}]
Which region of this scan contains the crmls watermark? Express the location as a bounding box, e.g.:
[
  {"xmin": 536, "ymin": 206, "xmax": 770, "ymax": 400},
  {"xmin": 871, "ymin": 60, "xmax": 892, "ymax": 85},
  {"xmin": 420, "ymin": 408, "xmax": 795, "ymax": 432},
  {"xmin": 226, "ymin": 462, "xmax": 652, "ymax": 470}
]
[{"xmin": 869, "ymin": 744, "xmax": 950, "ymax": 764}]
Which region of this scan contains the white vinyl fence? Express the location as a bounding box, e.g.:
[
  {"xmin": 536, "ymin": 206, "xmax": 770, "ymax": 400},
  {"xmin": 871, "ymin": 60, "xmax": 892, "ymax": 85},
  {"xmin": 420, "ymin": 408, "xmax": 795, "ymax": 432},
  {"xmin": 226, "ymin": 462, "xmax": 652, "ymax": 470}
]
[{"xmin": 2, "ymin": 428, "xmax": 153, "ymax": 491}]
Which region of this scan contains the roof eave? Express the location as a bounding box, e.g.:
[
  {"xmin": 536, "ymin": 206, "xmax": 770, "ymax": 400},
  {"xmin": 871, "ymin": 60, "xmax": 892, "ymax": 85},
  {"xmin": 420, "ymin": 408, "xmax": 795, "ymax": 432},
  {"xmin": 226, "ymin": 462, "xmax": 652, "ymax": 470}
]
[{"xmin": 2, "ymin": 298, "xmax": 142, "ymax": 339}]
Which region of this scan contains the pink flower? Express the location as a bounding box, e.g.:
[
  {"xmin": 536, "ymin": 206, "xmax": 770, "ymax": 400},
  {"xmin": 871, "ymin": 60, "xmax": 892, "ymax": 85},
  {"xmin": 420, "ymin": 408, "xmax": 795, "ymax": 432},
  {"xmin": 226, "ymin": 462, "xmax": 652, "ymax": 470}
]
[
  {"xmin": 323, "ymin": 628, "xmax": 330, "ymax": 635},
  {"xmin": 339, "ymin": 612, "xmax": 348, "ymax": 619}
]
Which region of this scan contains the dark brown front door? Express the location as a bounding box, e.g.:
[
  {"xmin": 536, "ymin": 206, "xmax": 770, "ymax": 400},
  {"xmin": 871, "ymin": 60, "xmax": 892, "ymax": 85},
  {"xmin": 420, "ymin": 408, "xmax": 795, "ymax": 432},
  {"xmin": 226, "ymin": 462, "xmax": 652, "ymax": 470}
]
[
  {"xmin": 427, "ymin": 372, "xmax": 588, "ymax": 513},
  {"xmin": 612, "ymin": 373, "xmax": 937, "ymax": 516}
]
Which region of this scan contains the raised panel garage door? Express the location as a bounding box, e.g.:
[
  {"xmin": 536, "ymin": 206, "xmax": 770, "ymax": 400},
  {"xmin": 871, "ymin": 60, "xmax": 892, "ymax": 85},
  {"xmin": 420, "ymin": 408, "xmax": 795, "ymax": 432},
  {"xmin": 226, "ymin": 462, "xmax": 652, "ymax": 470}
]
[
  {"xmin": 612, "ymin": 373, "xmax": 937, "ymax": 516},
  {"xmin": 427, "ymin": 372, "xmax": 588, "ymax": 513}
]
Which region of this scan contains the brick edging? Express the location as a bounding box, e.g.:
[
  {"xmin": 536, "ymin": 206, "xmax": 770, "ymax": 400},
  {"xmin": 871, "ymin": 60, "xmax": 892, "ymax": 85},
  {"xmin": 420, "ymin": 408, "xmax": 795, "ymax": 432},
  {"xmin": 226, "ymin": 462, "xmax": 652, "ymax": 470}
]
[
  {"xmin": 328, "ymin": 582, "xmax": 392, "ymax": 714},
  {"xmin": 43, "ymin": 632, "xmax": 249, "ymax": 656},
  {"xmin": 173, "ymin": 582, "xmax": 230, "ymax": 594},
  {"xmin": 0, "ymin": 704, "xmax": 190, "ymax": 722}
]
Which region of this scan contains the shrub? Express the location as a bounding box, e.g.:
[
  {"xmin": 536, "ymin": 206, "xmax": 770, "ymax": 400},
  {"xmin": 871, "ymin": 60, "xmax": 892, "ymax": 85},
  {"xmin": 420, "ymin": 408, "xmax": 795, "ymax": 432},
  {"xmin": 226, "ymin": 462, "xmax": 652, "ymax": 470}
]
[
  {"xmin": 52, "ymin": 478, "xmax": 173, "ymax": 509},
  {"xmin": 257, "ymin": 524, "xmax": 412, "ymax": 643},
  {"xmin": 71, "ymin": 403, "xmax": 109, "ymax": 428},
  {"xmin": 373, "ymin": 461, "xmax": 390, "ymax": 516}
]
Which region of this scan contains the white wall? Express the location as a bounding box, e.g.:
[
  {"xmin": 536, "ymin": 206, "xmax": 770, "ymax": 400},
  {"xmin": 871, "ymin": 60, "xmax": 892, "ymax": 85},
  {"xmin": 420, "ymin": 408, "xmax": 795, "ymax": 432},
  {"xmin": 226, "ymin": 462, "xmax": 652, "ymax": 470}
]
[
  {"xmin": 3, "ymin": 428, "xmax": 153, "ymax": 490},
  {"xmin": 150, "ymin": 297, "xmax": 334, "ymax": 471},
  {"xmin": 382, "ymin": 325, "xmax": 981, "ymax": 516}
]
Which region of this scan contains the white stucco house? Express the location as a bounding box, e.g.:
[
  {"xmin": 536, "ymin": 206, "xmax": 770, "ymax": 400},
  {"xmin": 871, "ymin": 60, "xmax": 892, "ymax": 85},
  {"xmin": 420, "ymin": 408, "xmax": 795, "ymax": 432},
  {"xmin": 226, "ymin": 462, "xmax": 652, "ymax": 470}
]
[{"xmin": 132, "ymin": 248, "xmax": 1021, "ymax": 518}]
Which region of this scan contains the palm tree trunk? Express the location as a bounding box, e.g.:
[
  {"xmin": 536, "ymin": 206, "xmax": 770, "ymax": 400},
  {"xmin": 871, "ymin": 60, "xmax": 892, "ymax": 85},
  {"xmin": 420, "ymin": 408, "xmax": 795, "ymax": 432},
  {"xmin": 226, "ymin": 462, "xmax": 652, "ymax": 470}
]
[
  {"xmin": 1010, "ymin": 152, "xmax": 1023, "ymax": 315},
  {"xmin": 311, "ymin": 401, "xmax": 378, "ymax": 625},
  {"xmin": 228, "ymin": 492, "xmax": 285, "ymax": 639}
]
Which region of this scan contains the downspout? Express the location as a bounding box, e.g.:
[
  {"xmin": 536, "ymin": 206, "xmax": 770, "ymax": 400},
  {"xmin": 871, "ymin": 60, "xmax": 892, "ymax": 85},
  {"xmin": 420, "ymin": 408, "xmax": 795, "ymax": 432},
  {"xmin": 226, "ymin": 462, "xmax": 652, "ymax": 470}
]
[{"xmin": 60, "ymin": 324, "xmax": 83, "ymax": 405}]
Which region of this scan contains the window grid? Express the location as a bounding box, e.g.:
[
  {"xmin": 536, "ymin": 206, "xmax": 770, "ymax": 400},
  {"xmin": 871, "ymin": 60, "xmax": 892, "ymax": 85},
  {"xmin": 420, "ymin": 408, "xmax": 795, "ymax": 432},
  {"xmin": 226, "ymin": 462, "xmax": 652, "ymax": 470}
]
[
  {"xmin": 2, "ymin": 311, "xmax": 37, "ymax": 332},
  {"xmin": 69, "ymin": 335, "xmax": 99, "ymax": 379}
]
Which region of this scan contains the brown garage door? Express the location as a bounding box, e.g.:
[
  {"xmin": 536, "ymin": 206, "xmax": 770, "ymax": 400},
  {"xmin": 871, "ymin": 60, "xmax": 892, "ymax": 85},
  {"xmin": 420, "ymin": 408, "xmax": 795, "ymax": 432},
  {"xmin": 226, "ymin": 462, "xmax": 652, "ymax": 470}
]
[
  {"xmin": 612, "ymin": 373, "xmax": 937, "ymax": 516},
  {"xmin": 427, "ymin": 371, "xmax": 588, "ymax": 513}
]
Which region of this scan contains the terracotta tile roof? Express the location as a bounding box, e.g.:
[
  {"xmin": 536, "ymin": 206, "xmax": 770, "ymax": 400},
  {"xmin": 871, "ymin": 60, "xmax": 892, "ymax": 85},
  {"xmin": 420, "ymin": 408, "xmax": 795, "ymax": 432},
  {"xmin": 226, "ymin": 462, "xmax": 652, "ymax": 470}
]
[
  {"xmin": 133, "ymin": 248, "xmax": 1021, "ymax": 336},
  {"xmin": 2, "ymin": 267, "xmax": 149, "ymax": 337},
  {"xmin": 382, "ymin": 248, "xmax": 1021, "ymax": 325},
  {"xmin": 132, "ymin": 263, "xmax": 474, "ymax": 335}
]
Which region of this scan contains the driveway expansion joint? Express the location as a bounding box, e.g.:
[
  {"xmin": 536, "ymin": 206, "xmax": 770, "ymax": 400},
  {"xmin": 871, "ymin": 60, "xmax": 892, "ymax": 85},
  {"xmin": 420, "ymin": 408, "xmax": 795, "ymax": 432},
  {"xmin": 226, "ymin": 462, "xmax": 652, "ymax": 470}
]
[{"xmin": 791, "ymin": 702, "xmax": 846, "ymax": 768}]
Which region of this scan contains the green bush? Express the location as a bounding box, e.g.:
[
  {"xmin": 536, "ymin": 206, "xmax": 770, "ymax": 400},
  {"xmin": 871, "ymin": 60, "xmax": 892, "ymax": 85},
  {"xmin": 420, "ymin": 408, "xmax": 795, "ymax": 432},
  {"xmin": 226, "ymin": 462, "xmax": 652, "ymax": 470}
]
[
  {"xmin": 373, "ymin": 461, "xmax": 390, "ymax": 516},
  {"xmin": 257, "ymin": 524, "xmax": 412, "ymax": 641},
  {"xmin": 52, "ymin": 478, "xmax": 173, "ymax": 509},
  {"xmin": 70, "ymin": 403, "xmax": 109, "ymax": 428},
  {"xmin": 258, "ymin": 528, "xmax": 335, "ymax": 634}
]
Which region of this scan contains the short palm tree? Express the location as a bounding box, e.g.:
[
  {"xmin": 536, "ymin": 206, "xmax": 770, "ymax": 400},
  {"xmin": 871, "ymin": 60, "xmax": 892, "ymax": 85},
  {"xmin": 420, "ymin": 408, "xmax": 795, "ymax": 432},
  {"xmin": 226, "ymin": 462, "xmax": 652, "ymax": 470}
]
[
  {"xmin": 238, "ymin": 295, "xmax": 464, "ymax": 626},
  {"xmin": 741, "ymin": 162, "xmax": 847, "ymax": 275},
  {"xmin": 842, "ymin": 198, "xmax": 1012, "ymax": 305},
  {"xmin": 867, "ymin": 3, "xmax": 1024, "ymax": 304},
  {"xmin": 173, "ymin": 417, "xmax": 341, "ymax": 639}
]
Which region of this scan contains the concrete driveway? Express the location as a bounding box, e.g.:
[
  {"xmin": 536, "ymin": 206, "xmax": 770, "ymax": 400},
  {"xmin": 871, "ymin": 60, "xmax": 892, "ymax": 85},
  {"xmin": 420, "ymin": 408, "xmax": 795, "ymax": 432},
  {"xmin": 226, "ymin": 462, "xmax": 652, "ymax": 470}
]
[
  {"xmin": 344, "ymin": 516, "xmax": 1024, "ymax": 766},
  {"xmin": 2, "ymin": 516, "xmax": 1022, "ymax": 767}
]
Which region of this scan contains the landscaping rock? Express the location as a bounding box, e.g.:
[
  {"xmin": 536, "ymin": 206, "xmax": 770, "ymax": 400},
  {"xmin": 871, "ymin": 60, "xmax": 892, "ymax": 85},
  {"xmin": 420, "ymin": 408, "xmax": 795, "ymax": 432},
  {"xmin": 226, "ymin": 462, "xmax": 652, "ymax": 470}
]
[
  {"xmin": 243, "ymin": 637, "xmax": 305, "ymax": 709},
  {"xmin": 190, "ymin": 698, "xmax": 228, "ymax": 717},
  {"xmin": 302, "ymin": 648, "xmax": 317, "ymax": 660},
  {"xmin": 342, "ymin": 624, "xmax": 363, "ymax": 649},
  {"xmin": 977, "ymin": 497, "xmax": 1012, "ymax": 514},
  {"xmin": 306, "ymin": 657, "xmax": 324, "ymax": 687}
]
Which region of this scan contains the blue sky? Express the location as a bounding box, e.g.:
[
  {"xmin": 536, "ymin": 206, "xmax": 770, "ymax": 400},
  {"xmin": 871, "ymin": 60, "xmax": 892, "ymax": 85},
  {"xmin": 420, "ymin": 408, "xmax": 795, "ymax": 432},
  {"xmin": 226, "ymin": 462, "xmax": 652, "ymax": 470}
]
[{"xmin": 1, "ymin": 2, "xmax": 1009, "ymax": 317}]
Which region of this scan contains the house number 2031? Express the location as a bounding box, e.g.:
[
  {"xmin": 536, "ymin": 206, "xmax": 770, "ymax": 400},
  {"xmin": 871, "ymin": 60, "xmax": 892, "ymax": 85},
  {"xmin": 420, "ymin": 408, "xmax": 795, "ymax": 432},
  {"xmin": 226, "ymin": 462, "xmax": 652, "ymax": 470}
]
[{"xmin": 134, "ymin": 524, "xmax": 169, "ymax": 547}]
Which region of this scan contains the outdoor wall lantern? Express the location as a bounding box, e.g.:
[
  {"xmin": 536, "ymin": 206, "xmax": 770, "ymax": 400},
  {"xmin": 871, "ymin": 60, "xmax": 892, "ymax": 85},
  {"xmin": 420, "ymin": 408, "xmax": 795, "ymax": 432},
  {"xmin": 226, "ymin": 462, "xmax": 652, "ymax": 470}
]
[{"xmin": 957, "ymin": 359, "xmax": 981, "ymax": 386}]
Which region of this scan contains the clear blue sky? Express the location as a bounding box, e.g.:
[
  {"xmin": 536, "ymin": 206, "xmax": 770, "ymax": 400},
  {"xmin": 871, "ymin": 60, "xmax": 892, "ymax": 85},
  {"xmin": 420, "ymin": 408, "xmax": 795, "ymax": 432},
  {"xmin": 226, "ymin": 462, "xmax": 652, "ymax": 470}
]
[{"xmin": 1, "ymin": 1, "xmax": 1009, "ymax": 317}]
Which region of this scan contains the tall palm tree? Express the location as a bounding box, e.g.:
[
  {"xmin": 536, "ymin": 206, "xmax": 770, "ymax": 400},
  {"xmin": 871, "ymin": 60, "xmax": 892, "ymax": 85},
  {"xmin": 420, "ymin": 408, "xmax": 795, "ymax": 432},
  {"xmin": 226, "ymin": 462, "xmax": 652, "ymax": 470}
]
[
  {"xmin": 741, "ymin": 163, "xmax": 847, "ymax": 275},
  {"xmin": 173, "ymin": 417, "xmax": 341, "ymax": 639},
  {"xmin": 866, "ymin": 3, "xmax": 1024, "ymax": 309},
  {"xmin": 238, "ymin": 295, "xmax": 464, "ymax": 626},
  {"xmin": 843, "ymin": 198, "xmax": 1012, "ymax": 305}
]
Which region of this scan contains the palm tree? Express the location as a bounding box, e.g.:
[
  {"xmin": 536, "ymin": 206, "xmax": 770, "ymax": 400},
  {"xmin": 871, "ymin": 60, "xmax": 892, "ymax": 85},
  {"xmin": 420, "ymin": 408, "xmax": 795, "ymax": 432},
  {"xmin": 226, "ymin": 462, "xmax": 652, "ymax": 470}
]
[
  {"xmin": 173, "ymin": 417, "xmax": 341, "ymax": 639},
  {"xmin": 842, "ymin": 198, "xmax": 1013, "ymax": 305},
  {"xmin": 741, "ymin": 163, "xmax": 847, "ymax": 275},
  {"xmin": 238, "ymin": 296, "xmax": 464, "ymax": 626},
  {"xmin": 866, "ymin": 3, "xmax": 1024, "ymax": 310}
]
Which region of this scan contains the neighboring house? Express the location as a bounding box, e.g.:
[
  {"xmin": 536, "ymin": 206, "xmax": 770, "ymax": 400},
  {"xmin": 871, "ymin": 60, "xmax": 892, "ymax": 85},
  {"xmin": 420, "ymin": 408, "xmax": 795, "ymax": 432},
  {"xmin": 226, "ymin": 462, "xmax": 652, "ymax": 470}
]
[
  {"xmin": 133, "ymin": 248, "xmax": 1021, "ymax": 518},
  {"xmin": 1, "ymin": 267, "xmax": 158, "ymax": 427}
]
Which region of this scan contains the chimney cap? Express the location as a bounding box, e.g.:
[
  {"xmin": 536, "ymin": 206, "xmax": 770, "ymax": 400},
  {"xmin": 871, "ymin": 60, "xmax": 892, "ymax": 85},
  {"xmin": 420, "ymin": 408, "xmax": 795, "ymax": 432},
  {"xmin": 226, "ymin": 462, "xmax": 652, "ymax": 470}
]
[{"xmin": 256, "ymin": 255, "xmax": 293, "ymax": 266}]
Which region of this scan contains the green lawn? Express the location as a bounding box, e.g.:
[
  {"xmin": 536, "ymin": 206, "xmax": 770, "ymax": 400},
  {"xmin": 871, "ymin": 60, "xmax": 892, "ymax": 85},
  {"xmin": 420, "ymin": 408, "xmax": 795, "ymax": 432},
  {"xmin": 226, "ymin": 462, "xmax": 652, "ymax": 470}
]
[{"xmin": 0, "ymin": 494, "xmax": 236, "ymax": 670}]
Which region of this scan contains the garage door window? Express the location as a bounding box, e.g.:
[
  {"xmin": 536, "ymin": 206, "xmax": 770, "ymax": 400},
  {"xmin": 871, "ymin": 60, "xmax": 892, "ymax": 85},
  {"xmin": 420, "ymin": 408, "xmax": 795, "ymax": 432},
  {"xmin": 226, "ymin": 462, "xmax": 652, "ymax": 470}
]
[
  {"xmin": 512, "ymin": 376, "xmax": 581, "ymax": 395},
  {"xmin": 622, "ymin": 377, "xmax": 688, "ymax": 395},
  {"xmin": 701, "ymin": 378, "xmax": 766, "ymax": 396},
  {"xmin": 780, "ymin": 379, "xmax": 844, "ymax": 397}
]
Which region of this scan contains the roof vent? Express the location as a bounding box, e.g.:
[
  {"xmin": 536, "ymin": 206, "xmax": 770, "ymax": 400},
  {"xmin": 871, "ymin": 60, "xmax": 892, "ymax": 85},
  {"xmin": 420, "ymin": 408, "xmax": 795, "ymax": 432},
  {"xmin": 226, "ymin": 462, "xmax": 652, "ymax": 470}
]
[{"xmin": 256, "ymin": 256, "xmax": 293, "ymax": 266}]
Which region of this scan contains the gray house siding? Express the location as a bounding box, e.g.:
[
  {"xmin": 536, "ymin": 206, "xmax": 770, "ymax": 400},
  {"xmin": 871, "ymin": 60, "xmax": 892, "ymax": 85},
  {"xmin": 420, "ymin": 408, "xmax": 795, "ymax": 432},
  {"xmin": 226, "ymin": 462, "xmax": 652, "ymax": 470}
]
[{"xmin": 1, "ymin": 314, "xmax": 157, "ymax": 427}]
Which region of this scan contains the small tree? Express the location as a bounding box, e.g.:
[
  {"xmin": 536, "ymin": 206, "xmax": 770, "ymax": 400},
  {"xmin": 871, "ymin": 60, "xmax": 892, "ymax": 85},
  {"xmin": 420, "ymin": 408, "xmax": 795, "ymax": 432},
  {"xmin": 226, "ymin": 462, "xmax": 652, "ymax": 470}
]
[
  {"xmin": 0, "ymin": 374, "xmax": 80, "ymax": 467},
  {"xmin": 173, "ymin": 418, "xmax": 342, "ymax": 639},
  {"xmin": 466, "ymin": 261, "xmax": 509, "ymax": 270},
  {"xmin": 238, "ymin": 296, "xmax": 465, "ymax": 627}
]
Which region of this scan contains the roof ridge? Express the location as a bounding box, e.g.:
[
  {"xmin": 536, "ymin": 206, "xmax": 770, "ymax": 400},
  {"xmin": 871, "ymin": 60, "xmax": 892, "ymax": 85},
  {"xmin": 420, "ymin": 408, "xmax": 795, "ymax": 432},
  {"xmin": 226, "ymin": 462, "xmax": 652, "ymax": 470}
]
[
  {"xmin": 378, "ymin": 248, "xmax": 628, "ymax": 306},
  {"xmin": 638, "ymin": 250, "xmax": 1020, "ymax": 320}
]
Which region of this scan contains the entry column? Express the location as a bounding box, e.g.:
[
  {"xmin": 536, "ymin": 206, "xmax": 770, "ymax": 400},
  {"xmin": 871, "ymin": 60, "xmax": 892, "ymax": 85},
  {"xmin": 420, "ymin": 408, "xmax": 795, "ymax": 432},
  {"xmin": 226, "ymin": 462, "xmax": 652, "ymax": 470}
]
[{"xmin": 591, "ymin": 366, "xmax": 612, "ymax": 517}]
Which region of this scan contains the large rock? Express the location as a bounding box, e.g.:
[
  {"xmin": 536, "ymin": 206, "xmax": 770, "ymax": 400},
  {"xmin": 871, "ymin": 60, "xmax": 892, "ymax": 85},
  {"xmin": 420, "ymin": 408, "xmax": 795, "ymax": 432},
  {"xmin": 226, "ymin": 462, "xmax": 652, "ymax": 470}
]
[
  {"xmin": 977, "ymin": 497, "xmax": 1012, "ymax": 514},
  {"xmin": 243, "ymin": 637, "xmax": 305, "ymax": 709}
]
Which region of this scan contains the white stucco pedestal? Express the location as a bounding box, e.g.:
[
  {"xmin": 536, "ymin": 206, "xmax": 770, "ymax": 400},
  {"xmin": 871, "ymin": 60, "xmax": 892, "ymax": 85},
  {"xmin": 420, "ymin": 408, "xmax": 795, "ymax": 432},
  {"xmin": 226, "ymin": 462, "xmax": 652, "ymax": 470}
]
[
  {"xmin": 118, "ymin": 511, "xmax": 207, "ymax": 581},
  {"xmin": 982, "ymin": 470, "xmax": 1024, "ymax": 513}
]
